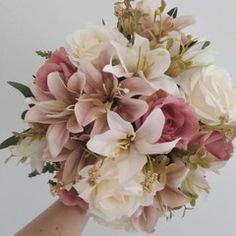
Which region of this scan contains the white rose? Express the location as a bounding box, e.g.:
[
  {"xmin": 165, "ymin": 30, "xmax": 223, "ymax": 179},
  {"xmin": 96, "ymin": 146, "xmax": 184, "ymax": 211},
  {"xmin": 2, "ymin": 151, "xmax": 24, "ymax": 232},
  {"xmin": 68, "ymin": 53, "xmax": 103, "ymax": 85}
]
[
  {"xmin": 74, "ymin": 159, "xmax": 161, "ymax": 223},
  {"xmin": 177, "ymin": 65, "xmax": 236, "ymax": 125},
  {"xmin": 65, "ymin": 25, "xmax": 127, "ymax": 66},
  {"xmin": 10, "ymin": 137, "xmax": 46, "ymax": 172}
]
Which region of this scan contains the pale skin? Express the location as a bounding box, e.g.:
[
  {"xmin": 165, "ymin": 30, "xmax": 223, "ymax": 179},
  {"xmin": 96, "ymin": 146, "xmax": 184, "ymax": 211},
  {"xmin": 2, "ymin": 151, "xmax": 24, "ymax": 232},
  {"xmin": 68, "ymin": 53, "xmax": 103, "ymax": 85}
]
[{"xmin": 15, "ymin": 201, "xmax": 89, "ymax": 236}]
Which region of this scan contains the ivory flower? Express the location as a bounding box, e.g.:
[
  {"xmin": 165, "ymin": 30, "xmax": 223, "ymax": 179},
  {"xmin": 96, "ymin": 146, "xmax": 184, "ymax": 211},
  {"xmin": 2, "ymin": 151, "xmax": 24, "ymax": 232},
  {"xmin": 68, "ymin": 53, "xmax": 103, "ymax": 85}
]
[
  {"xmin": 104, "ymin": 34, "xmax": 180, "ymax": 95},
  {"xmin": 177, "ymin": 65, "xmax": 236, "ymax": 125},
  {"xmin": 87, "ymin": 109, "xmax": 179, "ymax": 183},
  {"xmin": 75, "ymin": 158, "xmax": 162, "ymax": 223},
  {"xmin": 182, "ymin": 169, "xmax": 210, "ymax": 200},
  {"xmin": 65, "ymin": 25, "xmax": 127, "ymax": 66}
]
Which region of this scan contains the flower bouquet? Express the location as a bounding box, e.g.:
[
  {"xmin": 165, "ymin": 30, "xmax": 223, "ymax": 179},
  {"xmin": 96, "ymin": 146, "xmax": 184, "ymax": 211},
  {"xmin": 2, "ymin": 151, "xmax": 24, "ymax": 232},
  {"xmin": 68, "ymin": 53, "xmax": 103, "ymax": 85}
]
[{"xmin": 1, "ymin": 0, "xmax": 236, "ymax": 234}]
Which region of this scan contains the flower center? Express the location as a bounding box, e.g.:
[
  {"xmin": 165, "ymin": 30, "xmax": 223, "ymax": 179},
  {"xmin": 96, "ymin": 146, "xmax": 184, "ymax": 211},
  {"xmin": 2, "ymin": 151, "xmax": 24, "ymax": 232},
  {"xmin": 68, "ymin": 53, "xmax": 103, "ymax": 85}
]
[
  {"xmin": 142, "ymin": 172, "xmax": 158, "ymax": 193},
  {"xmin": 88, "ymin": 166, "xmax": 101, "ymax": 186},
  {"xmin": 119, "ymin": 133, "xmax": 136, "ymax": 150}
]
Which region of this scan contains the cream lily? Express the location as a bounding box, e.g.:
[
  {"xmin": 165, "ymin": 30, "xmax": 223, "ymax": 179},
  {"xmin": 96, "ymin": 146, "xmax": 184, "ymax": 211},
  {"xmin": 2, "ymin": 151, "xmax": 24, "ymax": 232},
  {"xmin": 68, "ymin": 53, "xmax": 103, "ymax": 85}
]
[
  {"xmin": 87, "ymin": 109, "xmax": 179, "ymax": 183},
  {"xmin": 104, "ymin": 34, "xmax": 180, "ymax": 95}
]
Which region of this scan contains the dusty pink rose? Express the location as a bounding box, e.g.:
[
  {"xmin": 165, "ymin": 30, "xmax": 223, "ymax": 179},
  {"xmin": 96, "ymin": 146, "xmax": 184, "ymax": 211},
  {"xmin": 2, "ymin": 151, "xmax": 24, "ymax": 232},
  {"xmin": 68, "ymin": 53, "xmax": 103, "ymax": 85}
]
[
  {"xmin": 58, "ymin": 188, "xmax": 88, "ymax": 210},
  {"xmin": 35, "ymin": 47, "xmax": 76, "ymax": 91},
  {"xmin": 138, "ymin": 92, "xmax": 199, "ymax": 149},
  {"xmin": 191, "ymin": 131, "xmax": 234, "ymax": 162}
]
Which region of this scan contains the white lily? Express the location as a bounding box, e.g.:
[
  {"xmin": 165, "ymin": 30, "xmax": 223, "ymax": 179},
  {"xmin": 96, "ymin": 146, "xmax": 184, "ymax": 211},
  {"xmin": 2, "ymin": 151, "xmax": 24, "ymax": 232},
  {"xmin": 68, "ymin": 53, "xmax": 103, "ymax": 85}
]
[
  {"xmin": 87, "ymin": 109, "xmax": 179, "ymax": 183},
  {"xmin": 104, "ymin": 34, "xmax": 180, "ymax": 96}
]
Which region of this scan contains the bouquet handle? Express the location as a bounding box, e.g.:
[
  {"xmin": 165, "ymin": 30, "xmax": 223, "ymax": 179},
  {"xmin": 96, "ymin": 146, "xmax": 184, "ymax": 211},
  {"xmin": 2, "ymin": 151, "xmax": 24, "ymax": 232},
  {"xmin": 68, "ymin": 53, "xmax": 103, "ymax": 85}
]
[{"xmin": 15, "ymin": 201, "xmax": 89, "ymax": 236}]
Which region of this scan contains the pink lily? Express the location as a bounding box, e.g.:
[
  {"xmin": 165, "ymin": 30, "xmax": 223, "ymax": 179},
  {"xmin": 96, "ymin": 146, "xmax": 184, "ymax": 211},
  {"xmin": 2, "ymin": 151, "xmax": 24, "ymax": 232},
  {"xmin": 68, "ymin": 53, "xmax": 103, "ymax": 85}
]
[
  {"xmin": 25, "ymin": 72, "xmax": 85, "ymax": 157},
  {"xmin": 157, "ymin": 161, "xmax": 190, "ymax": 209},
  {"xmin": 75, "ymin": 59, "xmax": 153, "ymax": 134}
]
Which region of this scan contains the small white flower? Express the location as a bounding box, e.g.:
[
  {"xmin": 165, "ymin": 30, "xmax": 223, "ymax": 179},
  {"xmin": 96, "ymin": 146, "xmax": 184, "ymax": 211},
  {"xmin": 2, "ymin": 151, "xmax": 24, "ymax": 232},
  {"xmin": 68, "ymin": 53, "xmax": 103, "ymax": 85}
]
[
  {"xmin": 11, "ymin": 137, "xmax": 46, "ymax": 172},
  {"xmin": 182, "ymin": 169, "xmax": 210, "ymax": 199}
]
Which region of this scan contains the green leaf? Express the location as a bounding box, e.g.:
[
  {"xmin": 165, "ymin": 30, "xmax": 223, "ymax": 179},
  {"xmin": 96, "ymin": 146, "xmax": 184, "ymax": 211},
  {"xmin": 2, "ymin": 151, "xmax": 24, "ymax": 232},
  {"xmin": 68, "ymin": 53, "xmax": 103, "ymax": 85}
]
[
  {"xmin": 201, "ymin": 41, "xmax": 211, "ymax": 50},
  {"xmin": 102, "ymin": 19, "xmax": 106, "ymax": 25},
  {"xmin": 21, "ymin": 110, "xmax": 28, "ymax": 120},
  {"xmin": 167, "ymin": 7, "xmax": 178, "ymax": 18},
  {"xmin": 8, "ymin": 81, "xmax": 34, "ymax": 98},
  {"xmin": 36, "ymin": 50, "xmax": 52, "ymax": 59},
  {"xmin": 0, "ymin": 135, "xmax": 19, "ymax": 150},
  {"xmin": 28, "ymin": 170, "xmax": 40, "ymax": 178}
]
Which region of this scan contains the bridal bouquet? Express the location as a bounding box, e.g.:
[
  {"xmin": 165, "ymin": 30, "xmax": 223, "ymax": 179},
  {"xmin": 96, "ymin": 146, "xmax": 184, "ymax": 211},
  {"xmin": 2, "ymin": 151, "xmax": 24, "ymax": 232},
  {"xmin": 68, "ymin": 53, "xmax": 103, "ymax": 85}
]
[{"xmin": 1, "ymin": 0, "xmax": 236, "ymax": 233}]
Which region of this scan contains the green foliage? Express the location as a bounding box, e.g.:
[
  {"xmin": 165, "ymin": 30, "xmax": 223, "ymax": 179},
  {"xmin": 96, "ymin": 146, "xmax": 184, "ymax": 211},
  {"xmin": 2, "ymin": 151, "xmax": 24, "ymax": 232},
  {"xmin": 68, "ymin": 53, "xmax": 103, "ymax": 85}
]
[
  {"xmin": 36, "ymin": 50, "xmax": 52, "ymax": 59},
  {"xmin": 0, "ymin": 135, "xmax": 20, "ymax": 150},
  {"xmin": 201, "ymin": 41, "xmax": 211, "ymax": 49},
  {"xmin": 114, "ymin": 0, "xmax": 146, "ymax": 44},
  {"xmin": 167, "ymin": 7, "xmax": 178, "ymax": 18},
  {"xmin": 28, "ymin": 162, "xmax": 60, "ymax": 178},
  {"xmin": 176, "ymin": 146, "xmax": 212, "ymax": 171},
  {"xmin": 8, "ymin": 81, "xmax": 34, "ymax": 98},
  {"xmin": 21, "ymin": 110, "xmax": 28, "ymax": 120}
]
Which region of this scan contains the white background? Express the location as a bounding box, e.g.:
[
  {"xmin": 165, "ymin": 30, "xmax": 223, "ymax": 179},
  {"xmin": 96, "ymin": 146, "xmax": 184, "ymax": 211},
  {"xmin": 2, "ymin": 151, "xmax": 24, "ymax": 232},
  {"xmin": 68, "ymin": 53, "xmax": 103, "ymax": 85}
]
[{"xmin": 0, "ymin": 0, "xmax": 236, "ymax": 235}]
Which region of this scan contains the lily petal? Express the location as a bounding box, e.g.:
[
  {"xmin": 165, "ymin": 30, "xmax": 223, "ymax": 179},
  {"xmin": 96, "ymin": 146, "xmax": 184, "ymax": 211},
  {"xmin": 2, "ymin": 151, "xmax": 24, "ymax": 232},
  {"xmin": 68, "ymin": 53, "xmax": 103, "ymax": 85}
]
[
  {"xmin": 67, "ymin": 115, "xmax": 83, "ymax": 133},
  {"xmin": 67, "ymin": 71, "xmax": 86, "ymax": 94},
  {"xmin": 147, "ymin": 48, "xmax": 171, "ymax": 79},
  {"xmin": 136, "ymin": 139, "xmax": 179, "ymax": 155},
  {"xmin": 47, "ymin": 72, "xmax": 73, "ymax": 104},
  {"xmin": 87, "ymin": 130, "xmax": 126, "ymax": 157},
  {"xmin": 107, "ymin": 110, "xmax": 134, "ymax": 134},
  {"xmin": 120, "ymin": 77, "xmax": 154, "ymax": 97},
  {"xmin": 136, "ymin": 108, "xmax": 165, "ymax": 143},
  {"xmin": 31, "ymin": 84, "xmax": 54, "ymax": 101},
  {"xmin": 149, "ymin": 75, "xmax": 180, "ymax": 96},
  {"xmin": 117, "ymin": 97, "xmax": 148, "ymax": 122},
  {"xmin": 159, "ymin": 187, "xmax": 189, "ymax": 209},
  {"xmin": 79, "ymin": 59, "xmax": 103, "ymax": 93},
  {"xmin": 46, "ymin": 123, "xmax": 70, "ymax": 157},
  {"xmin": 117, "ymin": 148, "xmax": 147, "ymax": 185}
]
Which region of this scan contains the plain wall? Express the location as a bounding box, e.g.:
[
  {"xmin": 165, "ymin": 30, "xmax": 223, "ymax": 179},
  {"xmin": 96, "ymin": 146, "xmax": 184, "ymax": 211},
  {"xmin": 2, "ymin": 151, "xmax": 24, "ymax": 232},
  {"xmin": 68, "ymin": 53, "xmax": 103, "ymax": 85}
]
[{"xmin": 0, "ymin": 0, "xmax": 236, "ymax": 235}]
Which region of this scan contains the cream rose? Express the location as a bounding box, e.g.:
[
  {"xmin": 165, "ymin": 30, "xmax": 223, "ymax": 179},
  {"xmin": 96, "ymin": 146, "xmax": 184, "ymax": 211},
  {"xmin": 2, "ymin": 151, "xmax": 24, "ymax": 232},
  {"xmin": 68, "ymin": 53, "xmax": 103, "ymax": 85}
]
[
  {"xmin": 177, "ymin": 65, "xmax": 236, "ymax": 125},
  {"xmin": 65, "ymin": 25, "xmax": 127, "ymax": 66},
  {"xmin": 74, "ymin": 159, "xmax": 162, "ymax": 223}
]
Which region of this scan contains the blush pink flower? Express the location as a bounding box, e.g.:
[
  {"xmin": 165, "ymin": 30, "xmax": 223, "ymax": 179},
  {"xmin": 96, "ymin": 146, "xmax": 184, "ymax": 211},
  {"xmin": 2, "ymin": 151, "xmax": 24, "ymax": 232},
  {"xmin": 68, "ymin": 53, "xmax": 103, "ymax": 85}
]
[
  {"xmin": 131, "ymin": 160, "xmax": 189, "ymax": 233},
  {"xmin": 75, "ymin": 58, "xmax": 153, "ymax": 135},
  {"xmin": 157, "ymin": 161, "xmax": 189, "ymax": 210},
  {"xmin": 35, "ymin": 47, "xmax": 76, "ymax": 91},
  {"xmin": 25, "ymin": 72, "xmax": 85, "ymax": 157},
  {"xmin": 138, "ymin": 92, "xmax": 199, "ymax": 150},
  {"xmin": 191, "ymin": 131, "xmax": 234, "ymax": 162},
  {"xmin": 136, "ymin": 0, "xmax": 195, "ymax": 40},
  {"xmin": 131, "ymin": 206, "xmax": 161, "ymax": 233}
]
